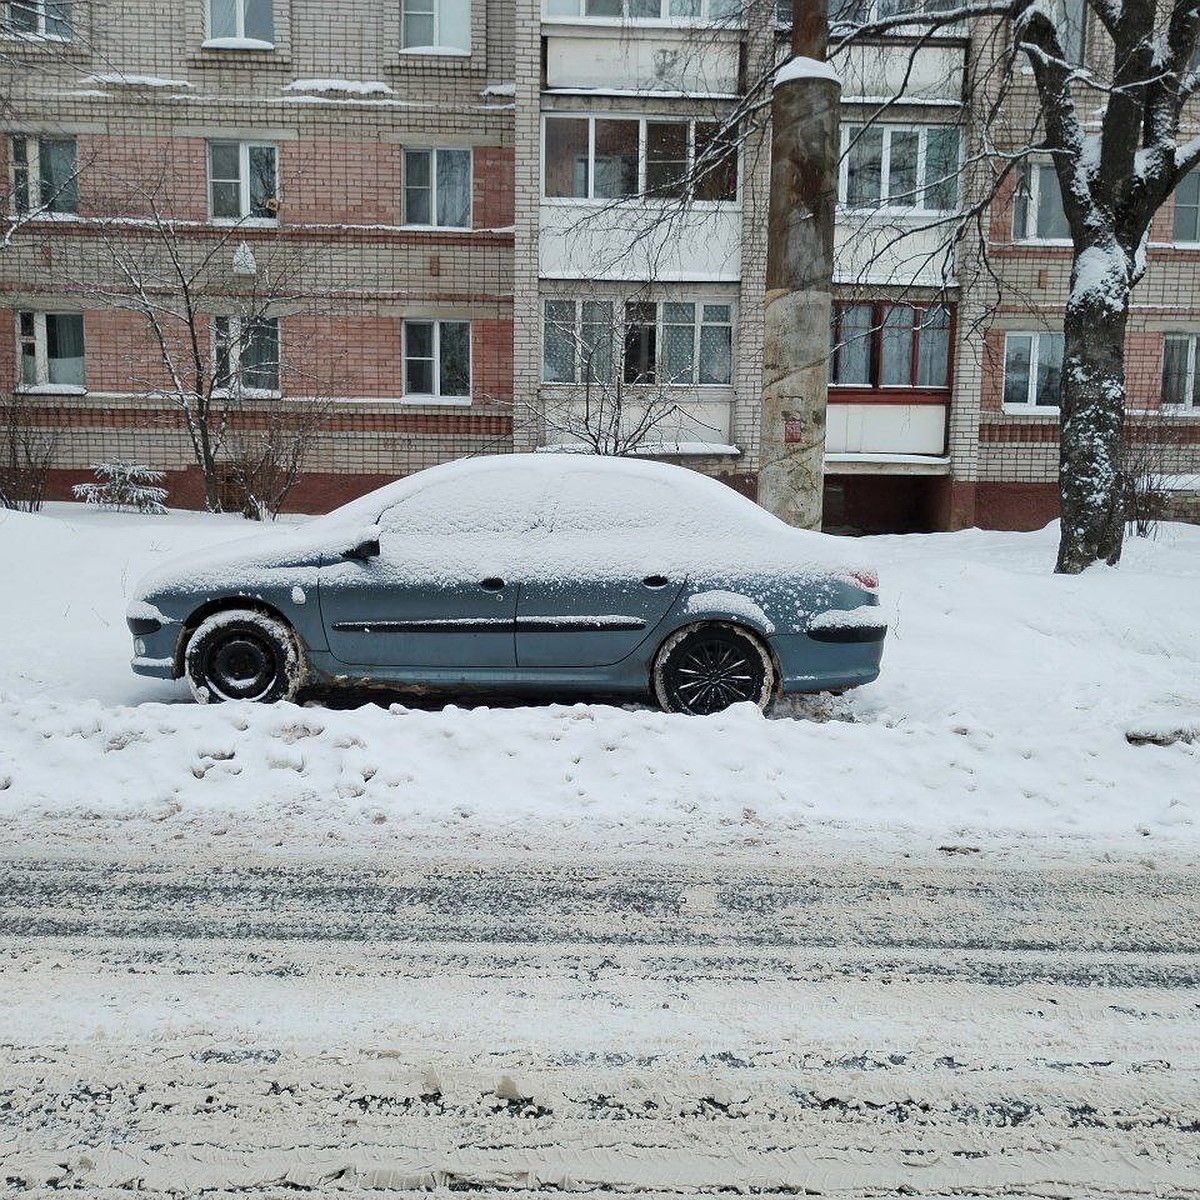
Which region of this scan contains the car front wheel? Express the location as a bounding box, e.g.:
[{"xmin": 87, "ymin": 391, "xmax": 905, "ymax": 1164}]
[
  {"xmin": 653, "ymin": 622, "xmax": 776, "ymax": 716},
  {"xmin": 184, "ymin": 608, "xmax": 305, "ymax": 704}
]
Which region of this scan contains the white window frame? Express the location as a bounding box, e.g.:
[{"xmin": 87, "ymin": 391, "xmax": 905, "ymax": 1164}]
[
  {"xmin": 838, "ymin": 123, "xmax": 962, "ymax": 214},
  {"xmin": 400, "ymin": 0, "xmax": 471, "ymax": 54},
  {"xmin": 542, "ymin": 298, "xmax": 617, "ymax": 384},
  {"xmin": 1161, "ymin": 334, "xmax": 1200, "ymax": 412},
  {"xmin": 1172, "ymin": 170, "xmax": 1200, "ymax": 245},
  {"xmin": 542, "ymin": 0, "xmax": 743, "ymax": 23},
  {"xmin": 213, "ymin": 315, "xmax": 282, "ymax": 398},
  {"xmin": 205, "ymin": 0, "xmax": 275, "ymax": 45},
  {"xmin": 1, "ymin": 0, "xmax": 73, "ymax": 41},
  {"xmin": 8, "ymin": 134, "xmax": 77, "ymax": 217},
  {"xmin": 621, "ymin": 297, "xmax": 735, "ymax": 387},
  {"xmin": 1002, "ymin": 331, "xmax": 1064, "ymax": 411},
  {"xmin": 15, "ymin": 311, "xmax": 85, "ymax": 392},
  {"xmin": 402, "ymin": 147, "xmax": 473, "ymax": 229},
  {"xmin": 1012, "ymin": 162, "xmax": 1071, "ymax": 243},
  {"xmin": 207, "ymin": 140, "xmax": 279, "ymax": 225},
  {"xmin": 402, "ymin": 319, "xmax": 472, "ymax": 405},
  {"xmin": 541, "ymin": 114, "xmax": 739, "ymax": 205}
]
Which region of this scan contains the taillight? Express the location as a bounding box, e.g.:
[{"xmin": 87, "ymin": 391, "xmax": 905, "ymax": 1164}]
[{"xmin": 849, "ymin": 569, "xmax": 878, "ymax": 591}]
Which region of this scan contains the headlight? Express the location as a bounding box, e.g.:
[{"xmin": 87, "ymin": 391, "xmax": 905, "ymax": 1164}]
[{"xmin": 135, "ymin": 638, "xmax": 147, "ymax": 655}]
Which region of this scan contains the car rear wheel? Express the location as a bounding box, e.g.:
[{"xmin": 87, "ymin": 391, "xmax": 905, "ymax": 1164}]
[
  {"xmin": 184, "ymin": 609, "xmax": 305, "ymax": 704},
  {"xmin": 653, "ymin": 622, "xmax": 775, "ymax": 716}
]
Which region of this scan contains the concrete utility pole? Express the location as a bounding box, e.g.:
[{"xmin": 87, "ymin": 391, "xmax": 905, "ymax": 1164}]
[{"xmin": 758, "ymin": 0, "xmax": 839, "ymax": 529}]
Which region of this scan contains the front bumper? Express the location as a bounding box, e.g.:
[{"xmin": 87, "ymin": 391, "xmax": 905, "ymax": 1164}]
[{"xmin": 127, "ymin": 615, "xmax": 182, "ymax": 679}]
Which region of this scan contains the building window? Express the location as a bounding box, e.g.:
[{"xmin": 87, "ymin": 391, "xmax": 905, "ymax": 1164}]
[
  {"xmin": 1162, "ymin": 335, "xmax": 1200, "ymax": 410},
  {"xmin": 1013, "ymin": 162, "xmax": 1070, "ymax": 241},
  {"xmin": 544, "ymin": 115, "xmax": 738, "ymax": 202},
  {"xmin": 1003, "ymin": 331, "xmax": 1064, "ymax": 409},
  {"xmin": 403, "ymin": 148, "xmax": 472, "ymax": 228},
  {"xmin": 404, "ymin": 320, "xmax": 471, "ymax": 401},
  {"xmin": 543, "ymin": 299, "xmax": 615, "ymax": 383},
  {"xmin": 1173, "ymin": 171, "xmax": 1200, "ymax": 243},
  {"xmin": 214, "ymin": 316, "xmax": 280, "ymax": 395},
  {"xmin": 207, "ymin": 0, "xmax": 274, "ymax": 43},
  {"xmin": 1044, "ymin": 0, "xmax": 1086, "ymax": 65},
  {"xmin": 16, "ymin": 312, "xmax": 85, "ymax": 389},
  {"xmin": 208, "ymin": 141, "xmax": 278, "ymax": 222},
  {"xmin": 621, "ymin": 299, "xmax": 733, "ymax": 386},
  {"xmin": 9, "ymin": 135, "xmax": 76, "ymax": 215},
  {"xmin": 841, "ymin": 125, "xmax": 961, "ymax": 212},
  {"xmin": 1, "ymin": 0, "xmax": 73, "ymax": 39},
  {"xmin": 401, "ymin": 0, "xmax": 470, "ymax": 52},
  {"xmin": 829, "ymin": 303, "xmax": 951, "ymax": 389},
  {"xmin": 827, "ymin": 0, "xmax": 966, "ymax": 24},
  {"xmin": 544, "ymin": 0, "xmax": 741, "ymax": 20}
]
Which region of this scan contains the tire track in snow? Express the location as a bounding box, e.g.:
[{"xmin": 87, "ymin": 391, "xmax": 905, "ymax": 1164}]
[{"xmin": 2, "ymin": 856, "xmax": 1198, "ymax": 1196}]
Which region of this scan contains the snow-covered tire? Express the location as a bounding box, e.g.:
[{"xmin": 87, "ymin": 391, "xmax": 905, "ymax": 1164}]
[
  {"xmin": 184, "ymin": 608, "xmax": 306, "ymax": 705},
  {"xmin": 652, "ymin": 622, "xmax": 776, "ymax": 716}
]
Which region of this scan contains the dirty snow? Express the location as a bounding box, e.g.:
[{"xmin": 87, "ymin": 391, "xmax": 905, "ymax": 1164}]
[{"xmin": 0, "ymin": 503, "xmax": 1198, "ymax": 864}]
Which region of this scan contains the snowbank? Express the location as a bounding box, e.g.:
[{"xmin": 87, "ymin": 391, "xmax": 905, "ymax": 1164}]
[{"xmin": 0, "ymin": 505, "xmax": 1197, "ymax": 864}]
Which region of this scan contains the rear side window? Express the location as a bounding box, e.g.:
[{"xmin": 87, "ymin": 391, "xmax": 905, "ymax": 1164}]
[{"xmin": 548, "ymin": 468, "xmax": 695, "ymax": 534}]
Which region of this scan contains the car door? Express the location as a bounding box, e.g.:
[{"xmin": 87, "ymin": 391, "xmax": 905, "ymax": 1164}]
[
  {"xmin": 318, "ymin": 467, "xmax": 547, "ymax": 669},
  {"xmin": 515, "ymin": 465, "xmax": 688, "ymax": 669}
]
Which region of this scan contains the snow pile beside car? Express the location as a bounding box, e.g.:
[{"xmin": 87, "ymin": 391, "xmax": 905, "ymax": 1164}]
[{"xmin": 0, "ymin": 504, "xmax": 1197, "ymax": 861}]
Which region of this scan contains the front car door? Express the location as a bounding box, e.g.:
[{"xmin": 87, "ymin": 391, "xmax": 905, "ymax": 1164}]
[
  {"xmin": 515, "ymin": 464, "xmax": 688, "ymax": 669},
  {"xmin": 318, "ymin": 466, "xmax": 548, "ymax": 669}
]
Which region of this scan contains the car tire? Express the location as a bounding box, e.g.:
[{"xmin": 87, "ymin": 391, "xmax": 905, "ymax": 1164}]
[
  {"xmin": 653, "ymin": 622, "xmax": 776, "ymax": 716},
  {"xmin": 184, "ymin": 608, "xmax": 306, "ymax": 705}
]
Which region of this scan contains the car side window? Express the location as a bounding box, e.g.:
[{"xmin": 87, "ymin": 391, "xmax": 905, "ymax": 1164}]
[
  {"xmin": 378, "ymin": 472, "xmax": 547, "ymax": 539},
  {"xmin": 548, "ymin": 469, "xmax": 690, "ymax": 534}
]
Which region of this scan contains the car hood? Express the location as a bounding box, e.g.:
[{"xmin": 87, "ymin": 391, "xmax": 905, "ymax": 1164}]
[{"xmin": 130, "ymin": 523, "xmax": 341, "ymax": 609}]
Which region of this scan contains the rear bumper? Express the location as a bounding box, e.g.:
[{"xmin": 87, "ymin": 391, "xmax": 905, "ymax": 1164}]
[{"xmin": 774, "ymin": 632, "xmax": 885, "ymax": 694}]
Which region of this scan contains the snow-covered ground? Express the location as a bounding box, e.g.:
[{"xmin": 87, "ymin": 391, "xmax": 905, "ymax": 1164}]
[{"xmin": 1, "ymin": 502, "xmax": 1197, "ymax": 864}]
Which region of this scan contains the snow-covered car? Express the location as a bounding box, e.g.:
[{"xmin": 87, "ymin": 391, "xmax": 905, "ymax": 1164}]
[{"xmin": 126, "ymin": 455, "xmax": 886, "ymax": 714}]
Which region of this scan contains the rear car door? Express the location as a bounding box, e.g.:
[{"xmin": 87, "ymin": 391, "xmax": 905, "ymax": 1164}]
[
  {"xmin": 319, "ymin": 468, "xmax": 548, "ymax": 669},
  {"xmin": 515, "ymin": 465, "xmax": 688, "ymax": 669}
]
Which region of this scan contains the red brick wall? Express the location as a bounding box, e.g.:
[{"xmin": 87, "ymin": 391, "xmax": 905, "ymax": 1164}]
[
  {"xmin": 473, "ymin": 146, "xmax": 514, "ymax": 229},
  {"xmin": 286, "ymin": 315, "xmax": 403, "ymax": 396},
  {"xmin": 77, "ymin": 135, "xmax": 209, "ymax": 222},
  {"xmin": 472, "ymin": 318, "xmax": 513, "ymax": 404},
  {"xmin": 975, "ymin": 482, "xmax": 1059, "ymax": 530},
  {"xmin": 281, "ymin": 140, "xmax": 403, "ymax": 227}
]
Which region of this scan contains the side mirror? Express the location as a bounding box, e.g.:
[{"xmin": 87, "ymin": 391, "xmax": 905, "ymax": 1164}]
[{"xmin": 342, "ymin": 537, "xmax": 380, "ymax": 563}]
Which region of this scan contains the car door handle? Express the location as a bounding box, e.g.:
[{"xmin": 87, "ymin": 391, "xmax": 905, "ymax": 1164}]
[
  {"xmin": 643, "ymin": 575, "xmax": 669, "ymax": 588},
  {"xmin": 479, "ymin": 577, "xmax": 506, "ymax": 591}
]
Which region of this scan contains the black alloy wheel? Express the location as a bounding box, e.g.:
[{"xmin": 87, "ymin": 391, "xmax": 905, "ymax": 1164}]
[{"xmin": 655, "ymin": 624, "xmax": 774, "ymax": 715}]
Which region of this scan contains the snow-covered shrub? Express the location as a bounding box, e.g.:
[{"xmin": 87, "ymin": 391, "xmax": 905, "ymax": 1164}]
[{"xmin": 73, "ymin": 461, "xmax": 168, "ymax": 514}]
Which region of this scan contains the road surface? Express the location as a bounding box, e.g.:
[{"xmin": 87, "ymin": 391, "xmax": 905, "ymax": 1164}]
[{"xmin": 2, "ymin": 855, "xmax": 1198, "ymax": 1196}]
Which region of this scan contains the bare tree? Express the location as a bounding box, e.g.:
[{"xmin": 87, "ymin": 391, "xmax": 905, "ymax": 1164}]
[
  {"xmin": 68, "ymin": 185, "xmax": 338, "ymax": 513},
  {"xmin": 0, "ymin": 393, "xmax": 59, "ymax": 512},
  {"xmin": 809, "ymin": 0, "xmax": 1200, "ymax": 572},
  {"xmin": 529, "ymin": 299, "xmax": 732, "ymax": 455},
  {"xmin": 221, "ymin": 391, "xmax": 333, "ymax": 519},
  {"xmin": 1121, "ymin": 403, "xmax": 1188, "ymax": 538}
]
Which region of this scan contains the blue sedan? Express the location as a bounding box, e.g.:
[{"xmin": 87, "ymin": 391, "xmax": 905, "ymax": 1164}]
[{"xmin": 127, "ymin": 455, "xmax": 886, "ymax": 714}]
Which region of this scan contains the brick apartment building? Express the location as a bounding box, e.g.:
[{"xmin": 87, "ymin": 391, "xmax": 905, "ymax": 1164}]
[{"xmin": 2, "ymin": 0, "xmax": 1199, "ymax": 531}]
